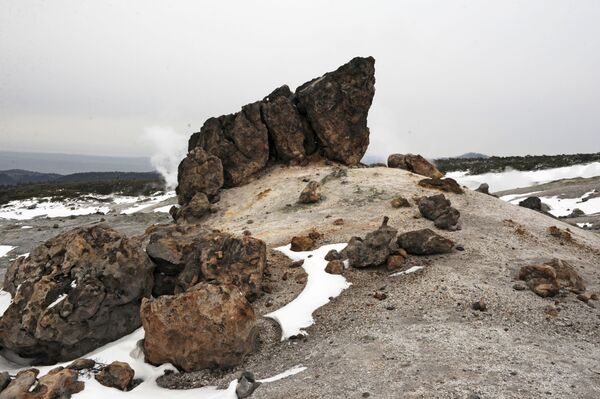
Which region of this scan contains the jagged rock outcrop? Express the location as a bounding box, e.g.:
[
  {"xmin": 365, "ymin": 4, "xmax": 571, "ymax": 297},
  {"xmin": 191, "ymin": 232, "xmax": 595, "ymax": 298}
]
[
  {"xmin": 0, "ymin": 225, "xmax": 154, "ymax": 364},
  {"xmin": 141, "ymin": 282, "xmax": 257, "ymax": 372},
  {"xmin": 418, "ymin": 194, "xmax": 461, "ymax": 230},
  {"xmin": 145, "ymin": 224, "xmax": 266, "ymax": 300},
  {"xmin": 387, "ymin": 154, "xmax": 443, "ymax": 179},
  {"xmin": 178, "ymin": 57, "xmax": 376, "ymax": 208}
]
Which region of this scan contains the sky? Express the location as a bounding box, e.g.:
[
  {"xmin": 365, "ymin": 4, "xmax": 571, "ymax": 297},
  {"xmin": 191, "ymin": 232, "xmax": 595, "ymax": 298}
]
[{"xmin": 1, "ymin": 0, "xmax": 599, "ymax": 160}]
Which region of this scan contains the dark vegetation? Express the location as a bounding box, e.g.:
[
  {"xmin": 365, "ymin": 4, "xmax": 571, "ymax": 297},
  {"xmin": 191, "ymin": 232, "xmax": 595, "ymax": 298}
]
[
  {"xmin": 435, "ymin": 152, "xmax": 600, "ymax": 175},
  {"xmin": 0, "ymin": 171, "xmax": 164, "ymax": 205}
]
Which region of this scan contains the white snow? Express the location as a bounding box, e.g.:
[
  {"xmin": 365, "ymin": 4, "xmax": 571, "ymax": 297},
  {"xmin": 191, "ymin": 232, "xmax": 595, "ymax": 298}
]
[
  {"xmin": 390, "ymin": 266, "xmax": 424, "ymax": 277},
  {"xmin": 20, "ymin": 225, "xmax": 33, "ymax": 229},
  {"xmin": 0, "ymin": 289, "xmax": 306, "ymax": 398},
  {"xmin": 47, "ymin": 294, "xmax": 67, "ymax": 309},
  {"xmin": 120, "ymin": 192, "xmax": 176, "ymax": 215},
  {"xmin": 447, "ymin": 162, "xmax": 600, "ymax": 193},
  {"xmin": 153, "ymin": 204, "xmax": 174, "ymax": 213},
  {"xmin": 265, "ymin": 243, "xmax": 351, "ymax": 340},
  {"xmin": 577, "ymin": 222, "xmax": 592, "ymax": 228},
  {"xmin": 0, "ymin": 199, "xmax": 109, "ymax": 220},
  {"xmin": 0, "ymin": 245, "xmax": 16, "ymax": 258},
  {"xmin": 500, "ymin": 190, "xmax": 600, "ymax": 217}
]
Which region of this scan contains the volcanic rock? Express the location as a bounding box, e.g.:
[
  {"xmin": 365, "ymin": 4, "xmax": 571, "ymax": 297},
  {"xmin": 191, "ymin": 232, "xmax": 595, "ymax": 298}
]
[
  {"xmin": 299, "ymin": 181, "xmax": 322, "ymax": 204},
  {"xmin": 176, "ymin": 147, "xmax": 224, "ymax": 205},
  {"xmin": 340, "ymin": 217, "xmax": 397, "ymax": 268},
  {"xmin": 387, "ymin": 154, "xmax": 443, "ymax": 179},
  {"xmin": 95, "ymin": 361, "xmax": 135, "ymax": 391},
  {"xmin": 290, "ymin": 235, "xmax": 315, "ymax": 252},
  {"xmin": 396, "ymin": 229, "xmax": 454, "ymax": 255},
  {"xmin": 236, "ymin": 371, "xmax": 261, "ymax": 399},
  {"xmin": 0, "ymin": 225, "xmax": 154, "ymax": 364},
  {"xmin": 295, "ymin": 57, "xmax": 375, "ymax": 165},
  {"xmin": 67, "ymin": 358, "xmax": 96, "ymax": 371},
  {"xmin": 0, "ymin": 367, "xmax": 84, "ymax": 399},
  {"xmin": 325, "ymin": 260, "xmax": 344, "ymax": 275},
  {"xmin": 518, "ymin": 258, "xmax": 585, "ymax": 297},
  {"xmin": 176, "ymin": 192, "xmax": 211, "ymax": 222},
  {"xmin": 475, "ymin": 183, "xmax": 490, "ymax": 194},
  {"xmin": 145, "ymin": 224, "xmax": 266, "ymax": 299},
  {"xmin": 418, "ymin": 178, "xmax": 464, "ymax": 194},
  {"xmin": 141, "ymin": 283, "xmax": 257, "ymax": 372},
  {"xmin": 324, "ymin": 249, "xmax": 341, "ymax": 261},
  {"xmin": 390, "ymin": 196, "xmax": 410, "ymax": 208},
  {"xmin": 418, "ymin": 194, "xmax": 461, "ymax": 230},
  {"xmin": 519, "ymin": 197, "xmax": 542, "ymax": 211}
]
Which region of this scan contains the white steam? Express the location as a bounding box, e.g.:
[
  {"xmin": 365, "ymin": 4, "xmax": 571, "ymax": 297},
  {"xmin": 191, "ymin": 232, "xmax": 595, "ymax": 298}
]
[{"xmin": 143, "ymin": 126, "xmax": 188, "ymax": 190}]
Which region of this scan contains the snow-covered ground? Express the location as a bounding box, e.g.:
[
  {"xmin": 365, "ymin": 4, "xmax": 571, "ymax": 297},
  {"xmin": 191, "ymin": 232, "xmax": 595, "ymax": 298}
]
[
  {"xmin": 447, "ymin": 162, "xmax": 600, "ymax": 192},
  {"xmin": 0, "ymin": 245, "xmax": 16, "ymax": 258},
  {"xmin": 0, "ymin": 191, "xmax": 176, "ymax": 220},
  {"xmin": 0, "ymin": 288, "xmax": 306, "ymax": 398},
  {"xmin": 500, "ymin": 190, "xmax": 600, "ymax": 217},
  {"xmin": 265, "ymin": 243, "xmax": 351, "ymax": 340}
]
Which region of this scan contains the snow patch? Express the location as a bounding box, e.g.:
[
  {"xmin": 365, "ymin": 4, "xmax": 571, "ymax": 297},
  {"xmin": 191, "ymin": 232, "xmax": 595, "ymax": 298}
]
[
  {"xmin": 120, "ymin": 192, "xmax": 176, "ymax": 215},
  {"xmin": 47, "ymin": 294, "xmax": 67, "ymax": 309},
  {"xmin": 0, "ymin": 245, "xmax": 16, "ymax": 258},
  {"xmin": 265, "ymin": 243, "xmax": 350, "ymax": 340},
  {"xmin": 390, "ymin": 266, "xmax": 424, "ymax": 277},
  {"xmin": 0, "ymin": 290, "xmax": 11, "ymax": 317}
]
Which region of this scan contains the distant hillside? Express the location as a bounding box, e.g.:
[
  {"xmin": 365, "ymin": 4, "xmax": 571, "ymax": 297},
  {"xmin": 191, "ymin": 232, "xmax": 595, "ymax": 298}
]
[
  {"xmin": 435, "ymin": 152, "xmax": 600, "ymax": 174},
  {"xmin": 0, "ymin": 169, "xmax": 160, "ymax": 186},
  {"xmin": 0, "ymin": 151, "xmax": 153, "ymax": 175},
  {"xmin": 457, "ymin": 152, "xmax": 489, "ymax": 159}
]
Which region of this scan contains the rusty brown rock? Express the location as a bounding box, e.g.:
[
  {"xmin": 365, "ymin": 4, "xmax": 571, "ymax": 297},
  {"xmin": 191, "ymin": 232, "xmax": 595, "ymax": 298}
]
[
  {"xmin": 290, "ymin": 236, "xmax": 315, "ymax": 252},
  {"xmin": 95, "ymin": 361, "xmax": 134, "ymax": 391},
  {"xmin": 299, "ymin": 181, "xmax": 322, "ymax": 204},
  {"xmin": 141, "ymin": 283, "xmax": 257, "ymax": 372},
  {"xmin": 387, "ymin": 154, "xmax": 443, "ymax": 179},
  {"xmin": 418, "ymin": 178, "xmax": 464, "ymax": 194},
  {"xmin": 386, "ymin": 255, "xmax": 406, "ymax": 271},
  {"xmin": 391, "ymin": 196, "xmax": 410, "ymax": 208},
  {"xmin": 0, "ymin": 368, "xmax": 84, "ymax": 399},
  {"xmin": 340, "ymin": 217, "xmax": 397, "ymax": 268},
  {"xmin": 396, "ymin": 228, "xmax": 454, "ymax": 255},
  {"xmin": 176, "ymin": 147, "xmax": 224, "ymax": 205},
  {"xmin": 325, "ymin": 260, "xmax": 344, "ymax": 275},
  {"xmin": 67, "ymin": 358, "xmax": 96, "ymax": 371}
]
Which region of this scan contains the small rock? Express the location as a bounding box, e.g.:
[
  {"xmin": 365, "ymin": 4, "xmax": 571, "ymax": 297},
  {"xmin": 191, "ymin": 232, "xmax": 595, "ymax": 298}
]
[
  {"xmin": 295, "ymin": 273, "xmax": 308, "ymax": 284},
  {"xmin": 333, "ymin": 218, "xmax": 344, "ymax": 226},
  {"xmin": 471, "ymin": 300, "xmax": 487, "ymax": 311},
  {"xmin": 396, "ymin": 228, "xmax": 454, "ymax": 255},
  {"xmin": 362, "ymin": 392, "xmax": 371, "ymax": 398},
  {"xmin": 325, "ymin": 260, "xmax": 344, "ymax": 275},
  {"xmin": 455, "ymin": 245, "xmax": 465, "ymax": 251},
  {"xmin": 265, "ymin": 298, "xmax": 273, "ymax": 308},
  {"xmin": 373, "ymin": 292, "xmax": 387, "ymax": 301},
  {"xmin": 95, "ymin": 361, "xmax": 135, "ymax": 391},
  {"xmin": 387, "ymin": 154, "xmax": 443, "ymax": 179},
  {"xmin": 324, "ymin": 249, "xmax": 341, "ymax": 261},
  {"xmin": 512, "ymin": 282, "xmax": 527, "ymax": 291},
  {"xmin": 386, "ymin": 255, "xmax": 405, "ymax": 271},
  {"xmin": 519, "ymin": 196, "xmax": 542, "ymax": 211},
  {"xmin": 576, "ymin": 293, "xmax": 591, "ymax": 303},
  {"xmin": 391, "ymin": 196, "xmax": 410, "ymax": 208},
  {"xmin": 290, "ymin": 236, "xmax": 315, "ymax": 252},
  {"xmin": 418, "ymin": 178, "xmax": 464, "ymax": 194},
  {"xmin": 475, "ymin": 183, "xmax": 490, "ymax": 194},
  {"xmin": 299, "ymin": 181, "xmax": 321, "ymax": 204},
  {"xmin": 52, "ymin": 223, "xmax": 59, "ymax": 229},
  {"xmin": 341, "ymin": 217, "xmax": 397, "ymax": 268},
  {"xmin": 67, "ymin": 358, "xmax": 96, "ymax": 371},
  {"xmin": 308, "ymin": 231, "xmax": 322, "ymax": 240},
  {"xmin": 289, "ymin": 260, "xmax": 304, "ymax": 268},
  {"xmin": 236, "ymin": 371, "xmax": 261, "ymax": 398}
]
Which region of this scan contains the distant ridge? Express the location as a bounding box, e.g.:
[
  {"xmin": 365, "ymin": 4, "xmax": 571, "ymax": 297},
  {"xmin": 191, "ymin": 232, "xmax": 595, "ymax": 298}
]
[
  {"xmin": 0, "ymin": 169, "xmax": 160, "ymax": 186},
  {"xmin": 457, "ymin": 152, "xmax": 489, "ymax": 159}
]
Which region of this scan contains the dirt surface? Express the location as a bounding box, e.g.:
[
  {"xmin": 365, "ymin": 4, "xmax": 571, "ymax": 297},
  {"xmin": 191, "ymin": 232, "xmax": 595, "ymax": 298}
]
[{"xmin": 2, "ymin": 164, "xmax": 600, "ymax": 398}]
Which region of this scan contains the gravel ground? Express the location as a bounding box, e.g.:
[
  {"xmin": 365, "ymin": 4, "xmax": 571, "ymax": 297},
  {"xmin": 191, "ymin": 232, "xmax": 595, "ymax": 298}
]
[{"xmin": 2, "ymin": 164, "xmax": 600, "ymax": 398}]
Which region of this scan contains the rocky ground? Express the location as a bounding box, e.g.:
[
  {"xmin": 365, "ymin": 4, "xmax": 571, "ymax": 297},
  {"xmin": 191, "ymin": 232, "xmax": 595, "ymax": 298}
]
[{"xmin": 2, "ymin": 163, "xmax": 600, "ymax": 398}]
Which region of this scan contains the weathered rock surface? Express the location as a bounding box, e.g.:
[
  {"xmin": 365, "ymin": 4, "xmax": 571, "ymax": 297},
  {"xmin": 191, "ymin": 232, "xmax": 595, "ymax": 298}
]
[
  {"xmin": 176, "ymin": 147, "xmax": 224, "ymax": 205},
  {"xmin": 341, "ymin": 217, "xmax": 397, "ymax": 268},
  {"xmin": 0, "ymin": 367, "xmax": 84, "ymax": 399},
  {"xmin": 295, "ymin": 57, "xmax": 375, "ymax": 165},
  {"xmin": 418, "ymin": 194, "xmax": 461, "ymax": 231},
  {"xmin": 298, "ymin": 181, "xmax": 322, "ymax": 204},
  {"xmin": 146, "ymin": 224, "xmax": 266, "ymax": 300},
  {"xmin": 396, "ymin": 228, "xmax": 454, "ymax": 255},
  {"xmin": 290, "ymin": 235, "xmax": 315, "ymax": 252},
  {"xmin": 418, "ymin": 178, "xmax": 464, "ymax": 194},
  {"xmin": 325, "ymin": 260, "xmax": 344, "ymax": 275},
  {"xmin": 141, "ymin": 283, "xmax": 257, "ymax": 372},
  {"xmin": 387, "ymin": 154, "xmax": 443, "ymax": 179},
  {"xmin": 519, "ymin": 196, "xmax": 542, "ymax": 211},
  {"xmin": 175, "ymin": 192, "xmax": 211, "ymax": 222},
  {"xmin": 391, "ymin": 196, "xmax": 410, "ymax": 208},
  {"xmin": 0, "ymin": 225, "xmax": 154, "ymax": 364},
  {"xmin": 519, "ymin": 258, "xmax": 586, "ymax": 297},
  {"xmin": 178, "ymin": 57, "xmax": 376, "ymax": 207},
  {"xmin": 95, "ymin": 361, "xmax": 135, "ymax": 391}
]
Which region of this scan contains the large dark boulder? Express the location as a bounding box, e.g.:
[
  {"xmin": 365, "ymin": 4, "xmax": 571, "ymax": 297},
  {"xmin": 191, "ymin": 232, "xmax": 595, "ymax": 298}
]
[
  {"xmin": 296, "ymin": 57, "xmax": 375, "ymax": 165},
  {"xmin": 176, "ymin": 147, "xmax": 224, "ymax": 205},
  {"xmin": 145, "ymin": 224, "xmax": 266, "ymax": 300},
  {"xmin": 340, "ymin": 217, "xmax": 397, "ymax": 268},
  {"xmin": 387, "ymin": 154, "xmax": 443, "ymax": 179},
  {"xmin": 0, "ymin": 225, "xmax": 154, "ymax": 364},
  {"xmin": 396, "ymin": 228, "xmax": 454, "ymax": 255},
  {"xmin": 418, "ymin": 194, "xmax": 461, "ymax": 231},
  {"xmin": 141, "ymin": 282, "xmax": 257, "ymax": 372},
  {"xmin": 189, "ymin": 102, "xmax": 270, "ymax": 187}
]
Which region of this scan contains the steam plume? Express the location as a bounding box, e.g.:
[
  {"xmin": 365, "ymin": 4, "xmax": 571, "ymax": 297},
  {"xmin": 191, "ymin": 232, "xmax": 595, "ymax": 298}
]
[{"xmin": 143, "ymin": 126, "xmax": 187, "ymax": 190}]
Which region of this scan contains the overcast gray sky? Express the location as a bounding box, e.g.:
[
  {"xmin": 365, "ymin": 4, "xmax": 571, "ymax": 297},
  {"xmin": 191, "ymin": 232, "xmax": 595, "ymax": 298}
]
[{"xmin": 1, "ymin": 0, "xmax": 599, "ymax": 159}]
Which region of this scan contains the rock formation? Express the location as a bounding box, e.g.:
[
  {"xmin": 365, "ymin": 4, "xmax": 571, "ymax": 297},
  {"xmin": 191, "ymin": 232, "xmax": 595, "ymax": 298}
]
[
  {"xmin": 519, "ymin": 258, "xmax": 586, "ymax": 297},
  {"xmin": 418, "ymin": 194, "xmax": 461, "ymax": 230},
  {"xmin": 0, "ymin": 225, "xmax": 154, "ymax": 364},
  {"xmin": 387, "ymin": 154, "xmax": 443, "ymax": 179},
  {"xmin": 341, "ymin": 217, "xmax": 397, "ymax": 268},
  {"xmin": 418, "ymin": 177, "xmax": 464, "ymax": 194},
  {"xmin": 177, "ymin": 57, "xmax": 376, "ymax": 211},
  {"xmin": 396, "ymin": 229, "xmax": 454, "ymax": 255},
  {"xmin": 141, "ymin": 282, "xmax": 257, "ymax": 372},
  {"xmin": 145, "ymin": 224, "xmax": 266, "ymax": 300}
]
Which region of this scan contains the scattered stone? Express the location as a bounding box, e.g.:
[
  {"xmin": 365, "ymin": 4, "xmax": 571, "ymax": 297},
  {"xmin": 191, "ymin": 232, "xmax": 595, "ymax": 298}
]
[
  {"xmin": 396, "ymin": 229, "xmax": 454, "ymax": 255},
  {"xmin": 145, "ymin": 224, "xmax": 266, "ymax": 300},
  {"xmin": 290, "ymin": 235, "xmax": 315, "ymax": 252},
  {"xmin": 475, "ymin": 183, "xmax": 490, "ymax": 194},
  {"xmin": 52, "ymin": 223, "xmax": 59, "ymax": 229},
  {"xmin": 176, "ymin": 192, "xmax": 211, "ymax": 222},
  {"xmin": 471, "ymin": 301, "xmax": 487, "ymax": 311},
  {"xmin": 324, "ymin": 249, "xmax": 341, "ymax": 261},
  {"xmin": 373, "ymin": 292, "xmax": 387, "ymax": 301},
  {"xmin": 299, "ymin": 181, "xmax": 322, "ymax": 204},
  {"xmin": 512, "ymin": 282, "xmax": 527, "ymax": 291},
  {"xmin": 548, "ymin": 226, "xmax": 573, "ymax": 242},
  {"xmin": 141, "ymin": 283, "xmax": 257, "ymax": 372},
  {"xmin": 340, "ymin": 217, "xmax": 397, "ymax": 268},
  {"xmin": 333, "ymin": 218, "xmax": 344, "ymax": 226},
  {"xmin": 295, "ymin": 273, "xmax": 308, "ymax": 285},
  {"xmin": 95, "ymin": 361, "xmax": 135, "ymax": 391},
  {"xmin": 567, "ymin": 208, "xmax": 585, "ymax": 218},
  {"xmin": 0, "ymin": 225, "xmax": 153, "ymax": 364},
  {"xmin": 325, "ymin": 260, "xmax": 344, "ymax": 275},
  {"xmin": 1, "ymin": 367, "xmax": 84, "ymax": 399},
  {"xmin": 577, "ymin": 293, "xmax": 591, "ymax": 303},
  {"xmin": 308, "ymin": 230, "xmax": 322, "ymax": 240},
  {"xmin": 386, "ymin": 255, "xmax": 405, "ymax": 271},
  {"xmin": 387, "ymin": 154, "xmax": 443, "ymax": 179},
  {"xmin": 236, "ymin": 371, "xmax": 261, "ymax": 399},
  {"xmin": 418, "ymin": 178, "xmax": 464, "ymax": 194},
  {"xmin": 289, "ymin": 260, "xmax": 304, "ymax": 268},
  {"xmin": 519, "ymin": 196, "xmax": 542, "ymax": 211},
  {"xmin": 390, "ymin": 196, "xmax": 410, "ymax": 208},
  {"xmin": 67, "ymin": 358, "xmax": 96, "ymax": 371},
  {"xmin": 518, "ymin": 259, "xmax": 585, "ymax": 298},
  {"xmin": 418, "ymin": 194, "xmax": 461, "ymax": 230}
]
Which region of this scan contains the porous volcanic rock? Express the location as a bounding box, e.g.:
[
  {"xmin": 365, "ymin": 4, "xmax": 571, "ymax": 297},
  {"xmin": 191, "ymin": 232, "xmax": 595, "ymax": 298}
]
[
  {"xmin": 141, "ymin": 282, "xmax": 257, "ymax": 372},
  {"xmin": 0, "ymin": 367, "xmax": 84, "ymax": 399},
  {"xmin": 418, "ymin": 178, "xmax": 464, "ymax": 194},
  {"xmin": 325, "ymin": 260, "xmax": 344, "ymax": 275},
  {"xmin": 95, "ymin": 361, "xmax": 135, "ymax": 391},
  {"xmin": 176, "ymin": 147, "xmax": 224, "ymax": 205},
  {"xmin": 387, "ymin": 154, "xmax": 443, "ymax": 179},
  {"xmin": 396, "ymin": 228, "xmax": 454, "ymax": 255},
  {"xmin": 145, "ymin": 224, "xmax": 266, "ymax": 300},
  {"xmin": 519, "ymin": 196, "xmax": 542, "ymax": 211},
  {"xmin": 0, "ymin": 225, "xmax": 154, "ymax": 364},
  {"xmin": 340, "ymin": 217, "xmax": 397, "ymax": 268},
  {"xmin": 175, "ymin": 192, "xmax": 211, "ymax": 222},
  {"xmin": 295, "ymin": 56, "xmax": 375, "ymax": 165},
  {"xmin": 519, "ymin": 258, "xmax": 586, "ymax": 297},
  {"xmin": 299, "ymin": 180, "xmax": 322, "ymax": 204},
  {"xmin": 418, "ymin": 194, "xmax": 461, "ymax": 231},
  {"xmin": 290, "ymin": 235, "xmax": 315, "ymax": 252}
]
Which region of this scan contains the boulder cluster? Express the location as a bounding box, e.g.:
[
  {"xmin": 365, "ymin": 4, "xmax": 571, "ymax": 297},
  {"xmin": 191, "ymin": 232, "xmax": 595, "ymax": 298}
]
[{"xmin": 176, "ymin": 56, "xmax": 376, "ymax": 221}]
